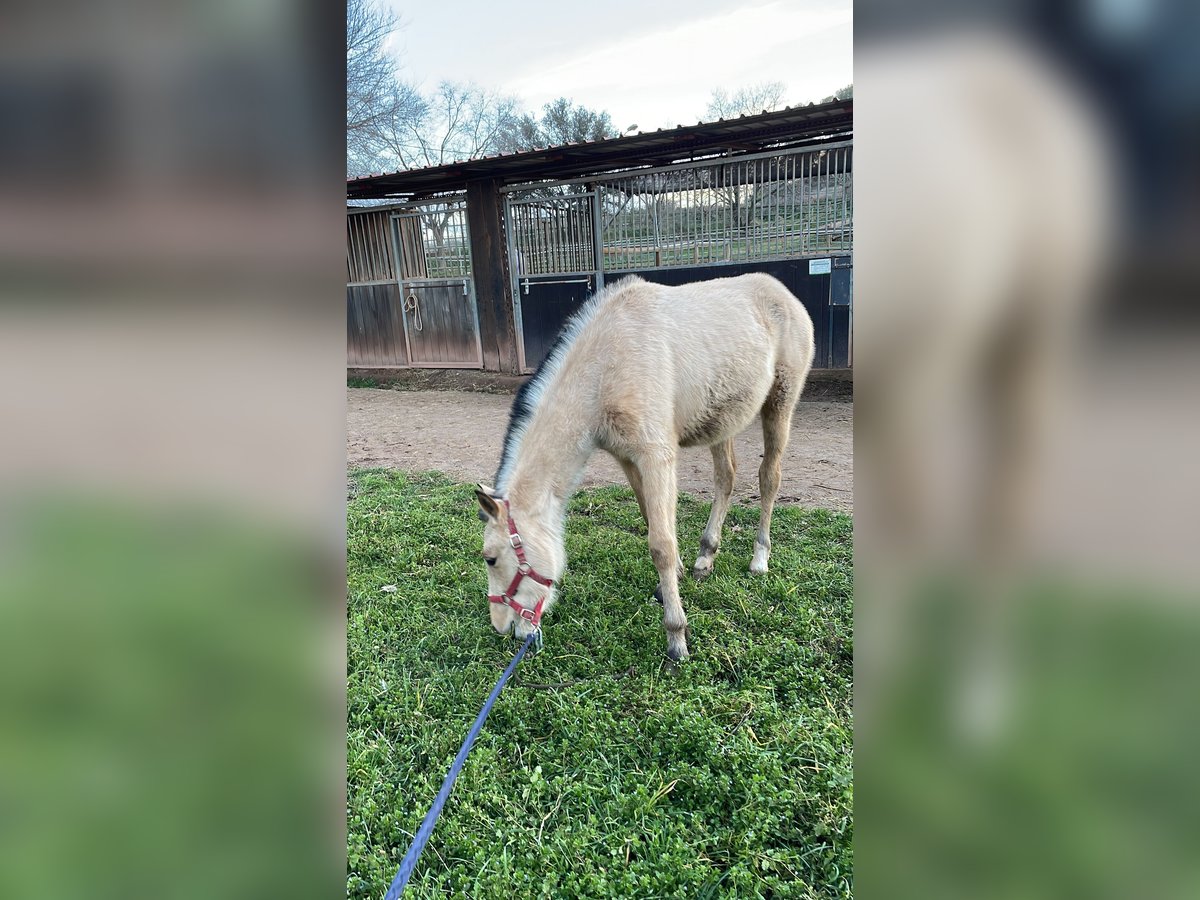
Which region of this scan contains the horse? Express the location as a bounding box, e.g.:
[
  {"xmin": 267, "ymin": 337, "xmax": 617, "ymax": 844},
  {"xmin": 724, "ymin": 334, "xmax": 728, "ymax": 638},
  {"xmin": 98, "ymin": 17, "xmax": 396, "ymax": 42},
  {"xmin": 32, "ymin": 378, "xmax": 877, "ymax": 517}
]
[
  {"xmin": 855, "ymin": 30, "xmax": 1114, "ymax": 740},
  {"xmin": 474, "ymin": 272, "xmax": 815, "ymax": 662}
]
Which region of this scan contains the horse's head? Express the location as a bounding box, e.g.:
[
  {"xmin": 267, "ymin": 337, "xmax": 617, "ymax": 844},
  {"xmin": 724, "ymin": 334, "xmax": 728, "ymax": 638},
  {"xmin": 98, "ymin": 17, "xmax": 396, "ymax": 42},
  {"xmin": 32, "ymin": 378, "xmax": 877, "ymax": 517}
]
[{"xmin": 475, "ymin": 484, "xmax": 555, "ymax": 639}]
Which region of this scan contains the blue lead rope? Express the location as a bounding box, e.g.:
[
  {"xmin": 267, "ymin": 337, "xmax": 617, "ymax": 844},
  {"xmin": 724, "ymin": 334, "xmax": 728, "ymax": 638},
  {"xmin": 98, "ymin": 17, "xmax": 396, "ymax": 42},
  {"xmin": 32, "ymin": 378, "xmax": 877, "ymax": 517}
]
[{"xmin": 384, "ymin": 631, "xmax": 538, "ymax": 900}]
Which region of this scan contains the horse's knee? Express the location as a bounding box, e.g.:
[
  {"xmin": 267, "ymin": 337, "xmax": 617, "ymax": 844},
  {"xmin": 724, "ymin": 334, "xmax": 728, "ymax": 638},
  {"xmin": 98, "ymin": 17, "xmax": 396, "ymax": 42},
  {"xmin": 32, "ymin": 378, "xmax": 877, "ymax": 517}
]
[
  {"xmin": 649, "ymin": 543, "xmax": 677, "ymax": 574},
  {"xmin": 716, "ymin": 460, "xmax": 736, "ymax": 491},
  {"xmin": 759, "ymin": 459, "xmax": 782, "ymax": 493}
]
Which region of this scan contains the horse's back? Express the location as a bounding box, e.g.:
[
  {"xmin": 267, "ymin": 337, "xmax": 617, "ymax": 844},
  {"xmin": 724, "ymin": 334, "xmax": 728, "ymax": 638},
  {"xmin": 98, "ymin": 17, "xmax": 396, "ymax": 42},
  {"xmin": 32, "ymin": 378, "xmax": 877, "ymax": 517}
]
[
  {"xmin": 602, "ymin": 273, "xmax": 811, "ymax": 359},
  {"xmin": 589, "ymin": 273, "xmax": 814, "ymax": 448}
]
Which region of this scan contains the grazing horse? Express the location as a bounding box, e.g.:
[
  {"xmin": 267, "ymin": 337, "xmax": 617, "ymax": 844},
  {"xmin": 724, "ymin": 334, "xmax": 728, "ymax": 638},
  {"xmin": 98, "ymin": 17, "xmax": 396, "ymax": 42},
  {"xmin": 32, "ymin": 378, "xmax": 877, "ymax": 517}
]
[{"xmin": 476, "ymin": 273, "xmax": 815, "ymax": 661}]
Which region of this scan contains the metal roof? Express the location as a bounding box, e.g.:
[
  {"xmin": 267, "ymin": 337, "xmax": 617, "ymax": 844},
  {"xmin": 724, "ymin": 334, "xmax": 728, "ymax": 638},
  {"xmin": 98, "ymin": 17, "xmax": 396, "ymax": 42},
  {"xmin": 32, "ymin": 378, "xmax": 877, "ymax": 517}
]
[{"xmin": 346, "ymin": 99, "xmax": 852, "ymax": 201}]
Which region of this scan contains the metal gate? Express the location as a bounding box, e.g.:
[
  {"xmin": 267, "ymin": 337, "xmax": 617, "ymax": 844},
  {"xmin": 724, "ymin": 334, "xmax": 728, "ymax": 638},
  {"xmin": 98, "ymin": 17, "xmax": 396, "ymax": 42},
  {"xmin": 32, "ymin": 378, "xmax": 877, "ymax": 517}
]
[
  {"xmin": 504, "ymin": 190, "xmax": 599, "ymax": 372},
  {"xmin": 390, "ymin": 201, "xmax": 482, "ymax": 368},
  {"xmin": 503, "ymin": 143, "xmax": 852, "ymax": 372}
]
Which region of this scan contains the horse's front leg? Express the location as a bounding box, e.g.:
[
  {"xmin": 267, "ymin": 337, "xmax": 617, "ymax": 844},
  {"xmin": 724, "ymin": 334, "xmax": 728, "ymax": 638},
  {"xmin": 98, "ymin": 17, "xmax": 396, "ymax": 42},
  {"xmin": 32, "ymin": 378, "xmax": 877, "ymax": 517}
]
[
  {"xmin": 635, "ymin": 449, "xmax": 689, "ymax": 661},
  {"xmin": 618, "ymin": 455, "xmax": 684, "ymax": 602}
]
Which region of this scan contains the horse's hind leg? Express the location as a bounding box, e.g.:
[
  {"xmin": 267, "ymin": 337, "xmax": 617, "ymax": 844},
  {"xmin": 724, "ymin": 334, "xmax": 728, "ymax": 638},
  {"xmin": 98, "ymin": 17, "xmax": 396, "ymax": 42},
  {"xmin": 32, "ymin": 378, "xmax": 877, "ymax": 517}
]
[
  {"xmin": 752, "ymin": 380, "xmax": 800, "ymax": 574},
  {"xmin": 693, "ymin": 439, "xmax": 736, "ymax": 579},
  {"xmin": 617, "ymin": 456, "xmax": 650, "ymax": 525}
]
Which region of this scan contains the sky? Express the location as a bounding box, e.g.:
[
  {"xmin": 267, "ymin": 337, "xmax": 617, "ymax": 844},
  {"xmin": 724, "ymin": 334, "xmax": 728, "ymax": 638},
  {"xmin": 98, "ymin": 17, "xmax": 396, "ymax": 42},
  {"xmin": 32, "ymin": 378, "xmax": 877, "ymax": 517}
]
[{"xmin": 382, "ymin": 0, "xmax": 852, "ymax": 134}]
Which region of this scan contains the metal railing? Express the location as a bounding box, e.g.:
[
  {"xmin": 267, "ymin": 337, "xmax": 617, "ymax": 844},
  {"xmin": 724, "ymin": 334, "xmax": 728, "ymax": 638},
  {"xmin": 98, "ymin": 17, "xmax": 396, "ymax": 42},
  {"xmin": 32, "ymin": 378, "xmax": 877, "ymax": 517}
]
[
  {"xmin": 394, "ymin": 201, "xmax": 472, "ymax": 281},
  {"xmin": 502, "ymin": 142, "xmax": 852, "ymax": 276},
  {"xmin": 347, "ymin": 199, "xmax": 473, "ymax": 286},
  {"xmin": 506, "ymin": 190, "xmax": 595, "ymax": 277}
]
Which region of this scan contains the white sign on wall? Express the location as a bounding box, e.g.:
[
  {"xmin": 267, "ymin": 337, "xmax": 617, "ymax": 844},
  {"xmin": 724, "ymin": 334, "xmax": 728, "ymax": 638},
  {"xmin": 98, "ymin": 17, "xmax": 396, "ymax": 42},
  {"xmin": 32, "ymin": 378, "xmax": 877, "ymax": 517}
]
[{"xmin": 808, "ymin": 258, "xmax": 832, "ymax": 275}]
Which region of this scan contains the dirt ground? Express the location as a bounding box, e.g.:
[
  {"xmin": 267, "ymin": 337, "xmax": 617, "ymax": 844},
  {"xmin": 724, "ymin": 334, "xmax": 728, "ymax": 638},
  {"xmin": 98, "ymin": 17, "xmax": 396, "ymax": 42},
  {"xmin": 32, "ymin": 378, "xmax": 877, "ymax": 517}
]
[{"xmin": 348, "ymin": 388, "xmax": 852, "ymax": 512}]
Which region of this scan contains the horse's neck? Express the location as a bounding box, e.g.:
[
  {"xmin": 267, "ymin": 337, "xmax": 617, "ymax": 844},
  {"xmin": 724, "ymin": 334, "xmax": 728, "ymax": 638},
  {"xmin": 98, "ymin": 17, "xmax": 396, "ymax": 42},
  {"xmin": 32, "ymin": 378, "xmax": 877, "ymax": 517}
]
[{"xmin": 506, "ymin": 377, "xmax": 595, "ymax": 542}]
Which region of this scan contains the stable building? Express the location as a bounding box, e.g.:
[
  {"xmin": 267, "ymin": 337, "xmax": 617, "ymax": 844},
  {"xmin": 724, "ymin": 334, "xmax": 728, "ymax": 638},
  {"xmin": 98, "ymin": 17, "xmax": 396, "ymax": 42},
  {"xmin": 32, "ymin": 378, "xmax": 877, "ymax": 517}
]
[{"xmin": 346, "ymin": 99, "xmax": 852, "ymax": 375}]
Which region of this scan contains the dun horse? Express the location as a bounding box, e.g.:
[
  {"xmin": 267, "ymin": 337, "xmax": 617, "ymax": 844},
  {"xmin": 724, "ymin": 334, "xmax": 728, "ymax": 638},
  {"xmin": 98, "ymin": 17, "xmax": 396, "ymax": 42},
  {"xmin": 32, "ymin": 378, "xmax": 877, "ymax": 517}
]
[{"xmin": 476, "ymin": 273, "xmax": 814, "ymax": 661}]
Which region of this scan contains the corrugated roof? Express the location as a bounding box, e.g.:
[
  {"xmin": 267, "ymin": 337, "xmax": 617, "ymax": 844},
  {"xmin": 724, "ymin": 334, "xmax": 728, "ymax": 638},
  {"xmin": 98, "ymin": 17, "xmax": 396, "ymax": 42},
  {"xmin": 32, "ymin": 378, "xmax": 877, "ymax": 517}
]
[{"xmin": 347, "ymin": 99, "xmax": 852, "ymax": 200}]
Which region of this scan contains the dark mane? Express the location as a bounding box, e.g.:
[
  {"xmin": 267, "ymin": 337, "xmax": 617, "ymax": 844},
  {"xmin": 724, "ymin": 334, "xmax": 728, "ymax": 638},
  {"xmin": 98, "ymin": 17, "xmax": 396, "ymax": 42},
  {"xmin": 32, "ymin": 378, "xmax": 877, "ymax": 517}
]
[
  {"xmin": 491, "ymin": 276, "xmax": 643, "ymax": 492},
  {"xmin": 493, "ymin": 322, "xmax": 578, "ymax": 491}
]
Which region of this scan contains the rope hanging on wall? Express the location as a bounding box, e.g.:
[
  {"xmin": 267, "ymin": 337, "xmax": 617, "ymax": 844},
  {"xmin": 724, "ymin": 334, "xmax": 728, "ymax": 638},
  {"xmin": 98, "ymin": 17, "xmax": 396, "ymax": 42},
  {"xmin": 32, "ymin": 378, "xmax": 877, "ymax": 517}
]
[{"xmin": 404, "ymin": 293, "xmax": 423, "ymax": 331}]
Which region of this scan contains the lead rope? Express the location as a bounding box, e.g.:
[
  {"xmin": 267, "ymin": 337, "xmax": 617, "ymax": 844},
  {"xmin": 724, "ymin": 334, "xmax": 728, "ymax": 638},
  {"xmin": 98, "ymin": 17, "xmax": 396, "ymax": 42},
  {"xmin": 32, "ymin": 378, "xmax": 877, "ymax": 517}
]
[
  {"xmin": 383, "ymin": 631, "xmax": 538, "ymax": 899},
  {"xmin": 404, "ymin": 293, "xmax": 423, "ymax": 331}
]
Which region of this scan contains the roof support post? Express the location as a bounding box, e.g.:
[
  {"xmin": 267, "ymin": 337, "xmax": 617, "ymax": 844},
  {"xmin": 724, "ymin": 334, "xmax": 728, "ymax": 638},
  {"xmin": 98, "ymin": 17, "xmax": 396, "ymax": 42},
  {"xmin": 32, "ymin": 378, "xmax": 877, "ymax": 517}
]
[
  {"xmin": 466, "ymin": 178, "xmax": 520, "ymax": 374},
  {"xmin": 591, "ymin": 186, "xmax": 605, "ymax": 291}
]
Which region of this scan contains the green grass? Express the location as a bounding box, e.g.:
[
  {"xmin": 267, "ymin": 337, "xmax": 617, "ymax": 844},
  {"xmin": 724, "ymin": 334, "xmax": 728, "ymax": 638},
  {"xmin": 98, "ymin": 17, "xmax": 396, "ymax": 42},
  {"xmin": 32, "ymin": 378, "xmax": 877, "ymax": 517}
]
[
  {"xmin": 348, "ymin": 376, "xmax": 380, "ymax": 388},
  {"xmin": 347, "ymin": 470, "xmax": 853, "ymax": 899}
]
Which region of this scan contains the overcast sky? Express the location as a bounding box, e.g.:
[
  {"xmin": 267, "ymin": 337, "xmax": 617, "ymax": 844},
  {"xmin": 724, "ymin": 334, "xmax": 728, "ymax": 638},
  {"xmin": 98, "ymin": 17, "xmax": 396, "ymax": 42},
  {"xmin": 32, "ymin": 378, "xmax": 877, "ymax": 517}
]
[{"xmin": 382, "ymin": 0, "xmax": 852, "ymax": 133}]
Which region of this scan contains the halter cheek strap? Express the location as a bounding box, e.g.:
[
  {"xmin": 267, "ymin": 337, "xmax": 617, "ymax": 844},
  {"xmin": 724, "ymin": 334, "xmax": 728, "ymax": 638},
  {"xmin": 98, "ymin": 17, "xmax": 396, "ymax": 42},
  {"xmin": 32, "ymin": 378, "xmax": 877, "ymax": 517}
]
[{"xmin": 487, "ymin": 500, "xmax": 555, "ymax": 628}]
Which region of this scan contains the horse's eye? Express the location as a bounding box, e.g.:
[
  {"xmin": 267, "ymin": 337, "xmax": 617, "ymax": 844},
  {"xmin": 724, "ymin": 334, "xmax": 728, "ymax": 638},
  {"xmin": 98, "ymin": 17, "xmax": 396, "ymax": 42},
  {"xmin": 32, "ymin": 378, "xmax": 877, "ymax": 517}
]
[{"xmin": 485, "ymin": 557, "xmax": 497, "ymax": 567}]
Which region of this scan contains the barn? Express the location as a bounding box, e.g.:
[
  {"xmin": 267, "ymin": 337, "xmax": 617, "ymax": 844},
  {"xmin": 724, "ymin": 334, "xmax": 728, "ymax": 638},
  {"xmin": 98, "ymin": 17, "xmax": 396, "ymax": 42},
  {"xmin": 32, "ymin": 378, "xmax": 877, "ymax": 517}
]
[{"xmin": 346, "ymin": 99, "xmax": 852, "ymax": 375}]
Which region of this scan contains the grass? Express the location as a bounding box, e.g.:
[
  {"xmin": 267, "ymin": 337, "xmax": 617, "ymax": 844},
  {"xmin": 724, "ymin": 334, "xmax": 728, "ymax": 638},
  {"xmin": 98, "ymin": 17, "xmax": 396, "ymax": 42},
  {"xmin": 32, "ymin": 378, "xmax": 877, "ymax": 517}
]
[
  {"xmin": 348, "ymin": 376, "xmax": 380, "ymax": 388},
  {"xmin": 347, "ymin": 470, "xmax": 853, "ymax": 898},
  {"xmin": 1, "ymin": 495, "xmax": 330, "ymax": 898}
]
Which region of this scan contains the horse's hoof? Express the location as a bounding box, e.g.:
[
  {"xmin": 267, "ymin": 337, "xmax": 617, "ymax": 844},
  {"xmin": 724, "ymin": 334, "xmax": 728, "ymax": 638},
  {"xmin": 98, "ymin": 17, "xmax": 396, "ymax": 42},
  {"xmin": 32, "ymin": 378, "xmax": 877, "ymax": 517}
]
[
  {"xmin": 750, "ymin": 542, "xmax": 770, "ymax": 574},
  {"xmin": 692, "ymin": 565, "xmax": 712, "ymax": 581},
  {"xmin": 666, "ymin": 642, "xmax": 690, "ymax": 664}
]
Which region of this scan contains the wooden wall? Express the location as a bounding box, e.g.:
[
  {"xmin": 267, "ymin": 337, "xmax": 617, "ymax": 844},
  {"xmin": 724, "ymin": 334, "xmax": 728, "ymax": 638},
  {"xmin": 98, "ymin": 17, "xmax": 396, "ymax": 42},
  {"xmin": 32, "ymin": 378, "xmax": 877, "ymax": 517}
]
[{"xmin": 347, "ymin": 282, "xmax": 408, "ymax": 367}]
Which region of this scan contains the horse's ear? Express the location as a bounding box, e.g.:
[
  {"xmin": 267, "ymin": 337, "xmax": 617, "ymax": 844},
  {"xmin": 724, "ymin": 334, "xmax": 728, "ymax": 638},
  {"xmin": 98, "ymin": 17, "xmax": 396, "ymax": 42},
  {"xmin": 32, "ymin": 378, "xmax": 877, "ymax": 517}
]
[{"xmin": 475, "ymin": 484, "xmax": 501, "ymax": 520}]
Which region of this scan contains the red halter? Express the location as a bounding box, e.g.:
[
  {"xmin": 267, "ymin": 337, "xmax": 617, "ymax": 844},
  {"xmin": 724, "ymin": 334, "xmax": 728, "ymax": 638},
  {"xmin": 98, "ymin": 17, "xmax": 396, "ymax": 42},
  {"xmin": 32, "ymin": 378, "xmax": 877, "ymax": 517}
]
[{"xmin": 487, "ymin": 499, "xmax": 555, "ymax": 628}]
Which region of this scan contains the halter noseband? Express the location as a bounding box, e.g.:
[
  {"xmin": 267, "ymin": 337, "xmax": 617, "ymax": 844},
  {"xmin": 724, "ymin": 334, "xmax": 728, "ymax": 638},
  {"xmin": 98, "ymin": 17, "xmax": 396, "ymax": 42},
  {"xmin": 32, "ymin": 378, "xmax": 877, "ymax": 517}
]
[{"xmin": 487, "ymin": 499, "xmax": 555, "ymax": 628}]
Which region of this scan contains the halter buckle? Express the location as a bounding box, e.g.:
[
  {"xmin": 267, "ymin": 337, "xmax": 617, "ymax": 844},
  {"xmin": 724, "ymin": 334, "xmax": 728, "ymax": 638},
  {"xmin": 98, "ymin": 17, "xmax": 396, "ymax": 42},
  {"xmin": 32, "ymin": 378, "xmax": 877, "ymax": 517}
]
[
  {"xmin": 517, "ymin": 607, "xmax": 536, "ymax": 622},
  {"xmin": 509, "ymin": 533, "xmax": 523, "ymax": 550}
]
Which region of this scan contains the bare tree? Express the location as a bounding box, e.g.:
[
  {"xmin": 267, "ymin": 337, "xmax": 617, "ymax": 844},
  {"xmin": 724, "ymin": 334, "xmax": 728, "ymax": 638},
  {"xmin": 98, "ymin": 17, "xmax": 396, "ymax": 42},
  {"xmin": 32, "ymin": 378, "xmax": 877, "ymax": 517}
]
[
  {"xmin": 380, "ymin": 81, "xmax": 519, "ymax": 170},
  {"xmin": 821, "ymin": 83, "xmax": 854, "ymax": 102},
  {"xmin": 372, "ymin": 81, "xmax": 520, "ymax": 245},
  {"xmin": 696, "ymin": 81, "xmax": 790, "ymax": 223},
  {"xmin": 497, "ymin": 97, "xmax": 618, "ymax": 153},
  {"xmin": 700, "ymin": 82, "xmax": 785, "ymax": 222},
  {"xmin": 347, "ymin": 0, "xmax": 420, "ymax": 177},
  {"xmin": 496, "ymin": 97, "xmax": 618, "ymax": 209},
  {"xmin": 704, "ymin": 81, "xmax": 788, "ymax": 120}
]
